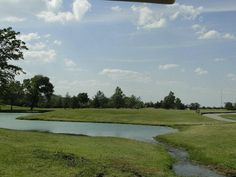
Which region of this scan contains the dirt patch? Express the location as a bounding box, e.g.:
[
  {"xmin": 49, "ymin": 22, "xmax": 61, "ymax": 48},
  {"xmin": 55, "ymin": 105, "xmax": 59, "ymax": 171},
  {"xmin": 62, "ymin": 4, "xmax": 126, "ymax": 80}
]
[{"xmin": 33, "ymin": 149, "xmax": 89, "ymax": 167}]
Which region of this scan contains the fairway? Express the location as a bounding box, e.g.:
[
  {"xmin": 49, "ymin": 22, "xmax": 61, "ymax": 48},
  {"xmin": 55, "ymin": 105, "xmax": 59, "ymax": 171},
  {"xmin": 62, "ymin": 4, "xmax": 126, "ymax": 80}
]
[
  {"xmin": 19, "ymin": 108, "xmax": 219, "ymax": 126},
  {"xmin": 158, "ymin": 124, "xmax": 236, "ymax": 176},
  {"xmin": 0, "ymin": 129, "xmax": 176, "ymax": 177}
]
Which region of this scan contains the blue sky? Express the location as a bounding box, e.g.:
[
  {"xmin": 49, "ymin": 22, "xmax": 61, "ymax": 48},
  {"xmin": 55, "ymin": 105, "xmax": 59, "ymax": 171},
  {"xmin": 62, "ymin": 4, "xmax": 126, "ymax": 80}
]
[{"xmin": 1, "ymin": 0, "xmax": 236, "ymax": 106}]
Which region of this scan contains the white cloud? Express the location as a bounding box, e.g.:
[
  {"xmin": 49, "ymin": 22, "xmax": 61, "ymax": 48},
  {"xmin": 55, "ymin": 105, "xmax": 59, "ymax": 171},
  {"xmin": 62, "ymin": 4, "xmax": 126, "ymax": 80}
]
[
  {"xmin": 44, "ymin": 34, "xmax": 51, "ymax": 38},
  {"xmin": 18, "ymin": 33, "xmax": 40, "ymax": 42},
  {"xmin": 25, "ymin": 49, "xmax": 56, "ymax": 63},
  {"xmin": 101, "ymin": 68, "xmax": 151, "ymax": 83},
  {"xmin": 19, "ymin": 32, "xmax": 57, "ymax": 63},
  {"xmin": 65, "ymin": 58, "xmax": 76, "ymax": 68},
  {"xmin": 131, "ymin": 5, "xmax": 166, "ymax": 30},
  {"xmin": 168, "ymin": 3, "xmax": 203, "ymax": 20},
  {"xmin": 199, "ymin": 30, "xmax": 220, "ymax": 40},
  {"xmin": 45, "ymin": 0, "xmax": 63, "ymax": 11},
  {"xmin": 111, "ymin": 6, "xmax": 122, "ymax": 12},
  {"xmin": 159, "ymin": 64, "xmax": 179, "ymax": 70},
  {"xmin": 54, "ymin": 40, "xmax": 62, "ymax": 45},
  {"xmin": 227, "ymin": 73, "xmax": 236, "ymax": 81},
  {"xmin": 64, "ymin": 58, "xmax": 80, "ymax": 71},
  {"xmin": 192, "ymin": 24, "xmax": 236, "ymax": 40},
  {"xmin": 37, "ymin": 0, "xmax": 91, "ymax": 23},
  {"xmin": 214, "ymin": 58, "xmax": 226, "ymax": 62},
  {"xmin": 131, "ymin": 3, "xmax": 202, "ymax": 30},
  {"xmin": 28, "ymin": 42, "xmax": 46, "ymax": 50},
  {"xmin": 0, "ymin": 16, "xmax": 25, "ymax": 22},
  {"xmin": 194, "ymin": 67, "xmax": 208, "ymax": 75}
]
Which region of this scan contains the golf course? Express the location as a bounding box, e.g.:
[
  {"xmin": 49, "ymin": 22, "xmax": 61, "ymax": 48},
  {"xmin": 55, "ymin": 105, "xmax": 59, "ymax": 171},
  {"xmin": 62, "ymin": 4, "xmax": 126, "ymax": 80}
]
[
  {"xmin": 0, "ymin": 108, "xmax": 236, "ymax": 177},
  {"xmin": 1, "ymin": 0, "xmax": 236, "ymax": 176}
]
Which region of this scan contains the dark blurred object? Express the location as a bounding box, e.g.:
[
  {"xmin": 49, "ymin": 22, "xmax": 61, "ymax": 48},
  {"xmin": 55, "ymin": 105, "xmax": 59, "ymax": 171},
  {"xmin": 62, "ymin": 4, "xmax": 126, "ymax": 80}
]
[{"xmin": 108, "ymin": 0, "xmax": 175, "ymax": 4}]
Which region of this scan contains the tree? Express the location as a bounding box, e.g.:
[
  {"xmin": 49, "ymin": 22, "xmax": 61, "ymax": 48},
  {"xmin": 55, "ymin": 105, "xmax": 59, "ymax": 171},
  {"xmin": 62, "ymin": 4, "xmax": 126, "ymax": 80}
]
[
  {"xmin": 111, "ymin": 87, "xmax": 125, "ymax": 108},
  {"xmin": 162, "ymin": 91, "xmax": 176, "ymax": 109},
  {"xmin": 23, "ymin": 75, "xmax": 54, "ymax": 110},
  {"xmin": 71, "ymin": 96, "xmax": 78, "ymax": 109},
  {"xmin": 0, "ymin": 27, "xmax": 28, "ymax": 96},
  {"xmin": 175, "ymin": 97, "xmax": 185, "ymax": 110},
  {"xmin": 125, "ymin": 95, "xmax": 144, "ymax": 109},
  {"xmin": 77, "ymin": 93, "xmax": 89, "ymax": 108},
  {"xmin": 225, "ymin": 102, "xmax": 234, "ymax": 110},
  {"xmin": 92, "ymin": 91, "xmax": 108, "ymax": 108},
  {"xmin": 63, "ymin": 93, "xmax": 71, "ymax": 109},
  {"xmin": 189, "ymin": 103, "xmax": 200, "ymax": 110},
  {"xmin": 3, "ymin": 80, "xmax": 23, "ymax": 111}
]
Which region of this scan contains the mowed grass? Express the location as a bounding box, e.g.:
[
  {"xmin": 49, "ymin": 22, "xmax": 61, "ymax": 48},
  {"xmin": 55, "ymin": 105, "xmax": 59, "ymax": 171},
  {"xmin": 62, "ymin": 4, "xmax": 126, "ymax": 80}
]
[
  {"xmin": 158, "ymin": 124, "xmax": 236, "ymax": 175},
  {"xmin": 19, "ymin": 108, "xmax": 219, "ymax": 126},
  {"xmin": 222, "ymin": 114, "xmax": 236, "ymax": 120},
  {"xmin": 0, "ymin": 129, "xmax": 176, "ymax": 177}
]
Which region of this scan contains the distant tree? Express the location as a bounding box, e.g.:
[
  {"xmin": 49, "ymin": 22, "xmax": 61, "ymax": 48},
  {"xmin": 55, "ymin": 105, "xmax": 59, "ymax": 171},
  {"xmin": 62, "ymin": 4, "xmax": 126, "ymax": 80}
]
[
  {"xmin": 92, "ymin": 91, "xmax": 108, "ymax": 108},
  {"xmin": 71, "ymin": 96, "xmax": 78, "ymax": 109},
  {"xmin": 0, "ymin": 27, "xmax": 28, "ymax": 96},
  {"xmin": 77, "ymin": 93, "xmax": 89, "ymax": 108},
  {"xmin": 125, "ymin": 95, "xmax": 144, "ymax": 109},
  {"xmin": 23, "ymin": 75, "xmax": 54, "ymax": 110},
  {"xmin": 175, "ymin": 97, "xmax": 185, "ymax": 109},
  {"xmin": 162, "ymin": 91, "xmax": 176, "ymax": 109},
  {"xmin": 3, "ymin": 80, "xmax": 23, "ymax": 111},
  {"xmin": 145, "ymin": 102, "xmax": 154, "ymax": 108},
  {"xmin": 48, "ymin": 95, "xmax": 63, "ymax": 108},
  {"xmin": 63, "ymin": 93, "xmax": 71, "ymax": 109},
  {"xmin": 155, "ymin": 101, "xmax": 162, "ymax": 108},
  {"xmin": 189, "ymin": 103, "xmax": 200, "ymax": 110},
  {"xmin": 225, "ymin": 102, "xmax": 234, "ymax": 110},
  {"xmin": 111, "ymin": 87, "xmax": 125, "ymax": 108}
]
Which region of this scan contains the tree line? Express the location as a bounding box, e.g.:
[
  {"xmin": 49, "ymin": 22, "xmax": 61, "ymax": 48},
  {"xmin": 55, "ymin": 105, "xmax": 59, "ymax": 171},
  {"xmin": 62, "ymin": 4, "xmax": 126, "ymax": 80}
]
[{"xmin": 0, "ymin": 75, "xmax": 201, "ymax": 111}]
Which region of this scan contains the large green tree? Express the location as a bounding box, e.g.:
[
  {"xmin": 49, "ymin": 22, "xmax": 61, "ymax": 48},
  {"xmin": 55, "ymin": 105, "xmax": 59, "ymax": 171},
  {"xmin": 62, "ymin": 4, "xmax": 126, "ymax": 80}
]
[
  {"xmin": 3, "ymin": 80, "xmax": 23, "ymax": 111},
  {"xmin": 92, "ymin": 91, "xmax": 108, "ymax": 108},
  {"xmin": 162, "ymin": 91, "xmax": 176, "ymax": 109},
  {"xmin": 77, "ymin": 93, "xmax": 89, "ymax": 108},
  {"xmin": 23, "ymin": 75, "xmax": 54, "ymax": 110},
  {"xmin": 111, "ymin": 87, "xmax": 125, "ymax": 108},
  {"xmin": 0, "ymin": 27, "xmax": 28, "ymax": 96}
]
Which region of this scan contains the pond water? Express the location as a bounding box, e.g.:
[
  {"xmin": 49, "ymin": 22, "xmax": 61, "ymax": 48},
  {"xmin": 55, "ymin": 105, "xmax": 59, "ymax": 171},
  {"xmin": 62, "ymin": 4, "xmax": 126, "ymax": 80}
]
[{"xmin": 0, "ymin": 113, "xmax": 176, "ymax": 142}]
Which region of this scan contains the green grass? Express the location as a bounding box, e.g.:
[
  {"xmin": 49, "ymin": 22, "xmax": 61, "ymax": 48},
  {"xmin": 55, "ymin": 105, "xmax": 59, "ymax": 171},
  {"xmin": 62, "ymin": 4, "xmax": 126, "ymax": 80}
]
[
  {"xmin": 19, "ymin": 108, "xmax": 219, "ymax": 126},
  {"xmin": 0, "ymin": 105, "xmax": 53, "ymax": 112},
  {"xmin": 0, "ymin": 105, "xmax": 30, "ymax": 111},
  {"xmin": 0, "ymin": 128, "xmax": 176, "ymax": 177},
  {"xmin": 158, "ymin": 124, "xmax": 236, "ymax": 175},
  {"xmin": 222, "ymin": 114, "xmax": 236, "ymax": 120},
  {"xmin": 200, "ymin": 109, "xmax": 233, "ymax": 113}
]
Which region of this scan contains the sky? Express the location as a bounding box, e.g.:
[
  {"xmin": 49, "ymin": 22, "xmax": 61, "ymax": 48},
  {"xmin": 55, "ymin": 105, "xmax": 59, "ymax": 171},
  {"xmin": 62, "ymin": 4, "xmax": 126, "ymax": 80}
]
[{"xmin": 0, "ymin": 0, "xmax": 236, "ymax": 106}]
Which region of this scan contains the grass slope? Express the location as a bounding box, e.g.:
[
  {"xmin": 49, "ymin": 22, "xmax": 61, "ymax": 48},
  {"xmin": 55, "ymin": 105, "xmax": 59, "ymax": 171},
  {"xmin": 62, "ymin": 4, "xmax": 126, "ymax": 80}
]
[
  {"xmin": 222, "ymin": 114, "xmax": 236, "ymax": 120},
  {"xmin": 0, "ymin": 129, "xmax": 176, "ymax": 177},
  {"xmin": 19, "ymin": 108, "xmax": 218, "ymax": 126},
  {"xmin": 158, "ymin": 124, "xmax": 236, "ymax": 175}
]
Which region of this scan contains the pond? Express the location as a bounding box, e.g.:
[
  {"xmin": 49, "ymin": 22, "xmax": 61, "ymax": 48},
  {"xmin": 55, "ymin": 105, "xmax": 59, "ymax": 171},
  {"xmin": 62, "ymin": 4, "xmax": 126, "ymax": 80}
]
[{"xmin": 0, "ymin": 113, "xmax": 176, "ymax": 142}]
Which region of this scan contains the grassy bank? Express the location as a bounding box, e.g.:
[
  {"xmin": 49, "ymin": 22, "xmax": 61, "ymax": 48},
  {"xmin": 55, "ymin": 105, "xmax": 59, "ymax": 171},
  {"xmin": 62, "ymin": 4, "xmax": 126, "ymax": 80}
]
[
  {"xmin": 222, "ymin": 114, "xmax": 236, "ymax": 120},
  {"xmin": 0, "ymin": 128, "xmax": 176, "ymax": 177},
  {"xmin": 19, "ymin": 108, "xmax": 219, "ymax": 126},
  {"xmin": 0, "ymin": 105, "xmax": 53, "ymax": 113},
  {"xmin": 158, "ymin": 124, "xmax": 236, "ymax": 175}
]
